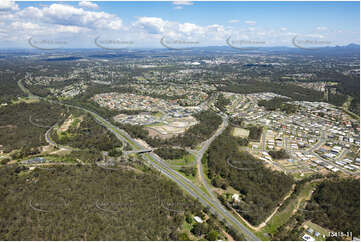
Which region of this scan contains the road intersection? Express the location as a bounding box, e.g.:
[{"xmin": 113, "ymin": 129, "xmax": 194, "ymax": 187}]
[{"xmin": 17, "ymin": 79, "xmax": 260, "ymax": 241}]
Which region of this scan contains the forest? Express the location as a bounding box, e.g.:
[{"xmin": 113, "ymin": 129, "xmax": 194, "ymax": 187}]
[
  {"xmin": 24, "ymin": 84, "xmax": 52, "ymax": 97},
  {"xmin": 0, "ymin": 165, "xmax": 204, "ymax": 240},
  {"xmin": 272, "ymin": 175, "xmax": 359, "ymax": 241},
  {"xmin": 0, "ymin": 73, "xmax": 24, "ymax": 103},
  {"xmin": 204, "ymin": 127, "xmax": 294, "ymax": 225},
  {"xmin": 350, "ymin": 97, "xmax": 360, "ymax": 115},
  {"xmin": 214, "ymin": 93, "xmax": 231, "ymax": 113},
  {"xmin": 305, "ymin": 178, "xmax": 360, "ymax": 237},
  {"xmin": 0, "ymin": 102, "xmax": 66, "ymax": 153},
  {"xmin": 327, "ymin": 93, "xmax": 348, "ymax": 107},
  {"xmin": 258, "ymin": 97, "xmax": 298, "ymax": 114},
  {"xmin": 269, "ymin": 149, "xmax": 289, "ymax": 160},
  {"xmin": 247, "ymin": 126, "xmax": 263, "ymax": 141},
  {"xmin": 0, "ymin": 164, "xmax": 242, "ymax": 241},
  {"xmin": 51, "ymin": 113, "xmax": 122, "ymax": 153},
  {"xmin": 154, "ymin": 147, "xmax": 188, "ymax": 160}
]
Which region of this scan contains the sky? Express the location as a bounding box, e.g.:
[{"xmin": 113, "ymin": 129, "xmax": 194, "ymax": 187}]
[{"xmin": 0, "ymin": 1, "xmax": 359, "ymax": 49}]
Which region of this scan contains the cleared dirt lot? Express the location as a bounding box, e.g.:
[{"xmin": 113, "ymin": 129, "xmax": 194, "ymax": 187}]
[{"xmin": 146, "ymin": 117, "xmax": 198, "ymax": 139}]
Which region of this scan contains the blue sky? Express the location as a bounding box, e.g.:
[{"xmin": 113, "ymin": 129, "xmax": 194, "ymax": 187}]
[{"xmin": 0, "ymin": 1, "xmax": 359, "ymax": 48}]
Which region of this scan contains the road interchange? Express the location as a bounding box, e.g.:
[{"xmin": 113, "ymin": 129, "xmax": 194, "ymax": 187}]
[{"xmin": 17, "ymin": 79, "xmax": 260, "ymax": 241}]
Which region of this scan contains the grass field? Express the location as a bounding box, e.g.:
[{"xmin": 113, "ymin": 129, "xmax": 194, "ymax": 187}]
[
  {"xmin": 232, "ymin": 127, "xmax": 250, "ymax": 138},
  {"xmin": 261, "ymin": 181, "xmax": 318, "ymax": 235},
  {"xmin": 12, "ymin": 97, "xmax": 40, "ymax": 104},
  {"xmin": 166, "ymin": 153, "xmax": 196, "ymax": 166}
]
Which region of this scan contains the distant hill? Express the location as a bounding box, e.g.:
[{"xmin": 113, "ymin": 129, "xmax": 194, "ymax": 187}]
[{"xmin": 0, "ymin": 43, "xmax": 359, "ymax": 58}]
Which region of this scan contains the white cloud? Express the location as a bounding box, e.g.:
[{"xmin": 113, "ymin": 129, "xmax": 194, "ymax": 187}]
[
  {"xmin": 56, "ymin": 25, "xmax": 86, "ymax": 33},
  {"xmin": 229, "ymin": 20, "xmax": 240, "ymax": 24},
  {"xmin": 1, "ymin": 2, "xmax": 354, "ymax": 48},
  {"xmin": 173, "ymin": 1, "xmax": 193, "ymax": 5},
  {"xmin": 79, "ymin": 1, "xmax": 99, "ymax": 9},
  {"xmin": 0, "ymin": 2, "xmax": 125, "ymax": 48},
  {"xmin": 174, "ymin": 6, "xmax": 183, "ymax": 10},
  {"xmin": 19, "ymin": 4, "xmax": 123, "ymax": 30},
  {"xmin": 134, "ymin": 17, "xmax": 168, "ymax": 34},
  {"xmin": 244, "ymin": 20, "xmax": 256, "ymax": 26},
  {"xmin": 0, "ymin": 0, "xmax": 19, "ymax": 11},
  {"xmin": 179, "ymin": 22, "xmax": 204, "ymax": 35}
]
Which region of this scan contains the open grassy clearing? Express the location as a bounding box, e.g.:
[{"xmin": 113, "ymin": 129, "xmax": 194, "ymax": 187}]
[
  {"xmin": 232, "ymin": 127, "xmax": 250, "ymax": 138},
  {"xmin": 166, "ymin": 153, "xmax": 196, "ymax": 166},
  {"xmin": 261, "ymin": 181, "xmax": 318, "ymax": 236}
]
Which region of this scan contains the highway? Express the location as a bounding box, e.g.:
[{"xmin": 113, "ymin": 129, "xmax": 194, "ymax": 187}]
[
  {"xmin": 72, "ymin": 104, "xmax": 260, "ymax": 241},
  {"xmin": 17, "ymin": 79, "xmax": 260, "ymax": 241}
]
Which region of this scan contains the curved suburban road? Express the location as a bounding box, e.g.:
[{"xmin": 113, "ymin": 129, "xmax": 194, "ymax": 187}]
[
  {"xmin": 65, "ymin": 104, "xmax": 260, "ymax": 241},
  {"xmin": 196, "ymin": 114, "xmax": 229, "ymax": 202},
  {"xmin": 18, "ymin": 79, "xmax": 260, "ymax": 241}
]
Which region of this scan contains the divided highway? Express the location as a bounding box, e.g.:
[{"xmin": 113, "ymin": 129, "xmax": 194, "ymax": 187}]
[
  {"xmin": 71, "ymin": 104, "xmax": 260, "ymax": 241},
  {"xmin": 18, "ymin": 79, "xmax": 260, "ymax": 241}
]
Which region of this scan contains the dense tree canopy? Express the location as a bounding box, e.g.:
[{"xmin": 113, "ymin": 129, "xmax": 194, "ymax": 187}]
[
  {"xmin": 52, "ymin": 114, "xmax": 122, "ymax": 152},
  {"xmin": 154, "ymin": 147, "xmax": 188, "ymax": 160},
  {"xmin": 0, "ymin": 165, "xmax": 204, "ymax": 240},
  {"xmin": 269, "ymin": 149, "xmax": 289, "ymax": 160},
  {"xmin": 0, "ymin": 102, "xmax": 66, "ymax": 152},
  {"xmin": 204, "ymin": 127, "xmax": 294, "ymax": 225},
  {"xmin": 305, "ymin": 178, "xmax": 360, "ymax": 237},
  {"xmin": 247, "ymin": 126, "xmax": 263, "ymax": 141},
  {"xmin": 214, "ymin": 93, "xmax": 231, "ymax": 113},
  {"xmin": 0, "ymin": 73, "xmax": 24, "ymax": 103},
  {"xmin": 258, "ymin": 97, "xmax": 298, "ymax": 114}
]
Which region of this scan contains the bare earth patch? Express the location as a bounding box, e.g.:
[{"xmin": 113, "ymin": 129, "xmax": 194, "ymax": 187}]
[
  {"xmin": 134, "ymin": 138, "xmax": 152, "ymax": 149},
  {"xmin": 146, "ymin": 117, "xmax": 198, "ymax": 139},
  {"xmin": 58, "ymin": 114, "xmax": 73, "ymax": 132},
  {"xmin": 0, "ymin": 125, "xmax": 16, "ymax": 129},
  {"xmin": 49, "ymin": 148, "xmax": 72, "ymax": 156}
]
